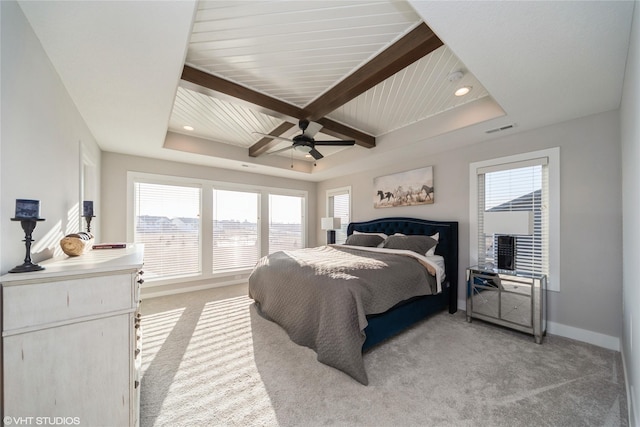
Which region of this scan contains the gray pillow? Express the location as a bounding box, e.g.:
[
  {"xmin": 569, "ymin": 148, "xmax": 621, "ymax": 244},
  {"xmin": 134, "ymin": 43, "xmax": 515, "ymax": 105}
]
[
  {"xmin": 344, "ymin": 234, "xmax": 385, "ymax": 247},
  {"xmin": 382, "ymin": 235, "xmax": 438, "ymax": 256}
]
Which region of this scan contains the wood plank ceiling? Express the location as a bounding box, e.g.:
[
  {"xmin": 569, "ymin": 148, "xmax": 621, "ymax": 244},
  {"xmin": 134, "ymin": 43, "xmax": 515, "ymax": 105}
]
[{"xmin": 168, "ymin": 1, "xmax": 490, "ymax": 162}]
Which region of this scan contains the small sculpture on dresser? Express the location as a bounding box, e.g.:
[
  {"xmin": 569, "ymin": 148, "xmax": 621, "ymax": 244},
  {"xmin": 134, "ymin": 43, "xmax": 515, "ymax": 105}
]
[{"xmin": 60, "ymin": 232, "xmax": 94, "ymax": 257}]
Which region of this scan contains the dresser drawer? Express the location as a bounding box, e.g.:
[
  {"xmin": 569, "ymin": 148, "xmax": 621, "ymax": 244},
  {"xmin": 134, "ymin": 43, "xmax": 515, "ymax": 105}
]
[{"xmin": 3, "ymin": 273, "xmax": 134, "ymax": 332}]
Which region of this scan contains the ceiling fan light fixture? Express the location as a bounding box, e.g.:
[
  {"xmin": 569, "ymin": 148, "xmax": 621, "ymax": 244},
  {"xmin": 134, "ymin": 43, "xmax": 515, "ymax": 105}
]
[
  {"xmin": 294, "ymin": 144, "xmax": 312, "ymax": 153},
  {"xmin": 455, "ymin": 86, "xmax": 472, "ymax": 97}
]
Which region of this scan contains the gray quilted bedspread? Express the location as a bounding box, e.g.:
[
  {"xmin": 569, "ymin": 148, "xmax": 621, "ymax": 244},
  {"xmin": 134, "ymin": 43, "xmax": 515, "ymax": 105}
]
[{"xmin": 248, "ymin": 245, "xmax": 437, "ymax": 385}]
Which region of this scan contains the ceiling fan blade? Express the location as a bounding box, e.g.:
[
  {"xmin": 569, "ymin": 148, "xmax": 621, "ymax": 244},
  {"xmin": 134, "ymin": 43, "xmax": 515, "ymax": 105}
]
[
  {"xmin": 267, "ymin": 146, "xmax": 293, "ymax": 155},
  {"xmin": 302, "ymin": 121, "xmax": 323, "ymax": 138},
  {"xmin": 309, "ymin": 148, "xmax": 324, "ymax": 160},
  {"xmin": 253, "ymin": 132, "xmax": 293, "ymax": 143},
  {"xmin": 313, "ymin": 140, "xmax": 356, "ymax": 146}
]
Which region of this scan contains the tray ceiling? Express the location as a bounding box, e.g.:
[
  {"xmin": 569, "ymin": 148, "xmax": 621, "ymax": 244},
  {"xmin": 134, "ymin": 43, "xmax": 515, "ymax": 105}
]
[
  {"xmin": 167, "ymin": 0, "xmax": 491, "ymax": 163},
  {"xmin": 18, "ymin": 0, "xmax": 633, "ymax": 180}
]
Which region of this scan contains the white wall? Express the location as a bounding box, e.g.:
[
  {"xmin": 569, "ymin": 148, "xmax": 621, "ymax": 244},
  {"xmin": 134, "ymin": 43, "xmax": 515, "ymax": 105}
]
[
  {"xmin": 0, "ymin": 1, "xmax": 101, "ymax": 274},
  {"xmin": 620, "ymin": 1, "xmax": 640, "ymax": 425},
  {"xmin": 318, "ymin": 109, "xmax": 623, "ymax": 350}
]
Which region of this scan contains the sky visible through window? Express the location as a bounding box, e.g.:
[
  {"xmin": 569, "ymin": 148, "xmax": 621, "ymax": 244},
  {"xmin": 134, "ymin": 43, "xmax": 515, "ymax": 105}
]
[
  {"xmin": 135, "ymin": 183, "xmax": 199, "ymax": 219},
  {"xmin": 136, "ymin": 184, "xmax": 301, "ymax": 224},
  {"xmin": 485, "ymin": 166, "xmax": 541, "ymax": 210},
  {"xmin": 270, "ymin": 194, "xmax": 302, "ymax": 224},
  {"xmin": 214, "ymin": 190, "xmax": 257, "ymax": 222}
]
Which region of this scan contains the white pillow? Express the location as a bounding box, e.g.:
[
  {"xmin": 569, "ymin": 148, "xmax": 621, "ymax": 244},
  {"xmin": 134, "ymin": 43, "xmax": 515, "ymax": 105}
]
[{"xmin": 426, "ymin": 232, "xmax": 439, "ymax": 256}]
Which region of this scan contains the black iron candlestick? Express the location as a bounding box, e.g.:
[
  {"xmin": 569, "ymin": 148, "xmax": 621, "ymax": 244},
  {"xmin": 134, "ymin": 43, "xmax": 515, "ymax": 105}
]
[
  {"xmin": 10, "ymin": 217, "xmax": 46, "ymax": 273},
  {"xmin": 83, "ymin": 215, "xmax": 95, "ymax": 233}
]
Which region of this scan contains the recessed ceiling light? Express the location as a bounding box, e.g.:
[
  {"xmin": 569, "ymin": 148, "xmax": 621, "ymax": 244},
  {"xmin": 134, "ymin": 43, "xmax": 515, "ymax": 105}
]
[
  {"xmin": 455, "ymin": 86, "xmax": 472, "ymax": 97},
  {"xmin": 183, "ymin": 125, "xmax": 194, "ymax": 131}
]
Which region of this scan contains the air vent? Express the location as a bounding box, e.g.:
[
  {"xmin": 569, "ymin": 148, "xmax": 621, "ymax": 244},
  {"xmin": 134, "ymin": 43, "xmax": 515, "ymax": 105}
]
[{"xmin": 486, "ymin": 124, "xmax": 516, "ymax": 134}]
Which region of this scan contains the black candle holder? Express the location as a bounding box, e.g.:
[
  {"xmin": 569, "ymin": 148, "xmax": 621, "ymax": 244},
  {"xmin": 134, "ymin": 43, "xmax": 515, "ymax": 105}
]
[
  {"xmin": 83, "ymin": 215, "xmax": 95, "ymax": 233},
  {"xmin": 10, "ymin": 217, "xmax": 46, "ymax": 273}
]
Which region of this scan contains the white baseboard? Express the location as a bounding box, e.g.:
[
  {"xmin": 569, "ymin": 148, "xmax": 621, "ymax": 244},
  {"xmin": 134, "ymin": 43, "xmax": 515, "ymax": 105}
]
[
  {"xmin": 457, "ymin": 299, "xmax": 620, "ymax": 351},
  {"xmin": 546, "ymin": 320, "xmax": 620, "ymax": 351},
  {"xmin": 142, "ymin": 278, "xmax": 246, "ymax": 299},
  {"xmin": 620, "ymin": 348, "xmax": 636, "ymax": 427}
]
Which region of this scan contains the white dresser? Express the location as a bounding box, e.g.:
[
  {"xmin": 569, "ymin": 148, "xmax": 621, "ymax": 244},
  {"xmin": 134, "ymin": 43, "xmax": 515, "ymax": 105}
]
[{"xmin": 1, "ymin": 244, "xmax": 144, "ymax": 427}]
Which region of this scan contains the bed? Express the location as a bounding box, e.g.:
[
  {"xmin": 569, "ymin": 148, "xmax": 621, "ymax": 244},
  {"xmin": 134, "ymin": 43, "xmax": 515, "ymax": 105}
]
[{"xmin": 248, "ymin": 217, "xmax": 458, "ymax": 385}]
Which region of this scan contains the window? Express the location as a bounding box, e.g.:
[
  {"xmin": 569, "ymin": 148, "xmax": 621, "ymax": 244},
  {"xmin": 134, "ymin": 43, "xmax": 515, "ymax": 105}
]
[
  {"xmin": 129, "ymin": 172, "xmax": 308, "ymax": 284},
  {"xmin": 212, "ymin": 189, "xmax": 259, "ymax": 272},
  {"xmin": 269, "ymin": 194, "xmax": 304, "ymax": 253},
  {"xmin": 470, "ymin": 148, "xmax": 560, "ymax": 291},
  {"xmin": 327, "ymin": 187, "xmax": 351, "ymax": 244},
  {"xmin": 133, "ymin": 181, "xmax": 201, "ymax": 280},
  {"xmin": 479, "ymin": 161, "xmax": 547, "ymax": 274}
]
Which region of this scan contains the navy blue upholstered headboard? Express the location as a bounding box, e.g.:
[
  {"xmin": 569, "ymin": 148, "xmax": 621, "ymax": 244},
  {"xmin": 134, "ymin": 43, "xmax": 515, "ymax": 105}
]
[{"xmin": 347, "ymin": 217, "xmax": 458, "ymax": 311}]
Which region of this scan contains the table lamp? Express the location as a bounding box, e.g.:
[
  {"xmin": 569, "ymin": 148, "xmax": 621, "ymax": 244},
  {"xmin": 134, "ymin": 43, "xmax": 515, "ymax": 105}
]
[{"xmin": 321, "ymin": 217, "xmax": 342, "ymax": 245}]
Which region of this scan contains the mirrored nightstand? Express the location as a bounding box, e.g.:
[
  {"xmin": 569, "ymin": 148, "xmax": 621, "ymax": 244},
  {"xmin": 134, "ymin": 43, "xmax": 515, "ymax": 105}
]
[{"xmin": 466, "ymin": 265, "xmax": 547, "ymax": 343}]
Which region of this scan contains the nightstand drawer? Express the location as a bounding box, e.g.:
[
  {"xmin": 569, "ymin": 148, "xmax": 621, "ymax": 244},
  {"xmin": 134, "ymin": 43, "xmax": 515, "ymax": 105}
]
[
  {"xmin": 466, "ymin": 266, "xmax": 546, "ymax": 343},
  {"xmin": 500, "ymin": 292, "xmax": 532, "ymax": 327}
]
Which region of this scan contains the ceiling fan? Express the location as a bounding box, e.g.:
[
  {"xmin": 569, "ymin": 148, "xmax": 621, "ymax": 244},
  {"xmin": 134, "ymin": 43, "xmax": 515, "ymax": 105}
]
[{"xmin": 254, "ymin": 119, "xmax": 355, "ymax": 160}]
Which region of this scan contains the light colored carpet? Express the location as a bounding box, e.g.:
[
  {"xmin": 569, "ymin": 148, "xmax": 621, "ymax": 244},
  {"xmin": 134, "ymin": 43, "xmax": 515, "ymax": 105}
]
[{"xmin": 140, "ymin": 284, "xmax": 628, "ymax": 427}]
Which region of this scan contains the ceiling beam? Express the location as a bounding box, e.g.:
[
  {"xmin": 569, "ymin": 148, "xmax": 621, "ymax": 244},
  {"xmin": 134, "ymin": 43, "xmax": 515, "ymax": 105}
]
[
  {"xmin": 182, "ymin": 22, "xmax": 442, "ymax": 159},
  {"xmin": 248, "ymin": 122, "xmax": 296, "ymax": 157},
  {"xmin": 303, "ymin": 23, "xmax": 444, "ymax": 120},
  {"xmin": 181, "ymin": 65, "xmax": 301, "ymax": 119},
  {"xmin": 315, "ymin": 118, "xmax": 374, "ymax": 148},
  {"xmin": 181, "ymin": 65, "xmax": 374, "ymax": 153}
]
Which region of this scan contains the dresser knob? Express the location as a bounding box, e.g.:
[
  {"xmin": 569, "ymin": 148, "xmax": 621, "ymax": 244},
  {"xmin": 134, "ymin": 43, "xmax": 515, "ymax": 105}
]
[{"xmin": 137, "ymin": 279, "xmax": 144, "ymax": 285}]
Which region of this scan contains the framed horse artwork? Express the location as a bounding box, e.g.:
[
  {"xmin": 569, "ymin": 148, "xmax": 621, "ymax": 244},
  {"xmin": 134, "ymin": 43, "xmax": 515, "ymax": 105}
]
[{"xmin": 373, "ymin": 166, "xmax": 434, "ymax": 208}]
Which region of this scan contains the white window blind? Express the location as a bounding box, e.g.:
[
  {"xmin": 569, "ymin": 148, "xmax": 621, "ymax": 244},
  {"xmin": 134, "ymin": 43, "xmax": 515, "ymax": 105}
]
[
  {"xmin": 133, "ymin": 182, "xmax": 201, "ymax": 280},
  {"xmin": 212, "ymin": 189, "xmax": 259, "ymax": 272},
  {"xmin": 477, "ymin": 158, "xmax": 549, "ymax": 276},
  {"xmin": 269, "ymin": 194, "xmax": 303, "ymax": 253},
  {"xmin": 328, "ymin": 188, "xmax": 350, "ymax": 244}
]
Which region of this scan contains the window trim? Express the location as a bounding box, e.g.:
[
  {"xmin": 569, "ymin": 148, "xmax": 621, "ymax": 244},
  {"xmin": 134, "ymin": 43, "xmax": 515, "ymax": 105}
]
[
  {"xmin": 469, "ymin": 147, "xmax": 560, "ymax": 291},
  {"xmin": 130, "ymin": 177, "xmax": 204, "ymax": 282},
  {"xmin": 127, "ymin": 171, "xmax": 308, "ymax": 285},
  {"xmin": 268, "ymin": 192, "xmax": 306, "ymax": 254},
  {"xmin": 127, "ymin": 172, "xmax": 205, "ymax": 243},
  {"xmin": 212, "ymin": 187, "xmax": 261, "ymax": 274},
  {"xmin": 326, "ymin": 186, "xmax": 351, "ymax": 244}
]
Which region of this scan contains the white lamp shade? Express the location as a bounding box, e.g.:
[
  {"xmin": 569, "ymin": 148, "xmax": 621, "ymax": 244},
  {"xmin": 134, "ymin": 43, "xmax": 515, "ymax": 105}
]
[
  {"xmin": 321, "ymin": 217, "xmax": 342, "ymax": 230},
  {"xmin": 484, "ymin": 211, "xmax": 533, "ymax": 235}
]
